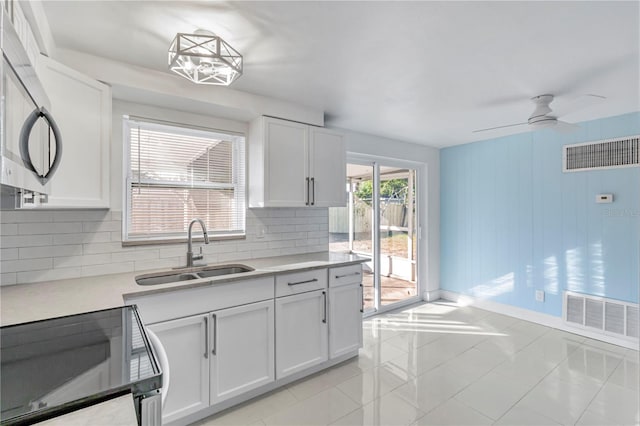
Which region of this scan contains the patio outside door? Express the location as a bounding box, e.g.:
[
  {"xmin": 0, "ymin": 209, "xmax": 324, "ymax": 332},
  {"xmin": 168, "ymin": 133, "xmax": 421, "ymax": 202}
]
[{"xmin": 329, "ymin": 160, "xmax": 420, "ymax": 315}]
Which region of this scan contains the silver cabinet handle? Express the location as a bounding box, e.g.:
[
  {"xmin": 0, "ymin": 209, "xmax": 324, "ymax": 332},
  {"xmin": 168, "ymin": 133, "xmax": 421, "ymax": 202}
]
[
  {"xmin": 203, "ymin": 316, "xmax": 208, "ymax": 359},
  {"xmin": 310, "ymin": 177, "xmax": 315, "ymax": 206},
  {"xmin": 211, "ymin": 313, "xmax": 217, "ymax": 356},
  {"xmin": 335, "ymin": 272, "xmax": 361, "ymax": 279},
  {"xmin": 322, "ymin": 291, "xmax": 327, "ymax": 323},
  {"xmin": 360, "ymin": 284, "xmax": 364, "ymax": 313},
  {"xmin": 305, "ymin": 177, "xmax": 310, "ymax": 205},
  {"xmin": 288, "ymin": 278, "xmax": 318, "ymax": 286}
]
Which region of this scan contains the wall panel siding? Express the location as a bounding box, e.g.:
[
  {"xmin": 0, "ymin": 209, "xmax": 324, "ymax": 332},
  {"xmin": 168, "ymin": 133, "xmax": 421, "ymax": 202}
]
[{"xmin": 440, "ymin": 112, "xmax": 640, "ymax": 317}]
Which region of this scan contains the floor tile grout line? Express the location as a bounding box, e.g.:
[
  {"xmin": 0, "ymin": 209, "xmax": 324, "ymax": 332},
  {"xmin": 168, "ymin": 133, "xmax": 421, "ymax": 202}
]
[
  {"xmin": 246, "ymin": 387, "xmax": 300, "ymax": 426},
  {"xmin": 502, "ymin": 338, "xmax": 626, "ymax": 426},
  {"xmin": 445, "ymin": 394, "xmax": 500, "ymax": 423},
  {"xmin": 510, "ymin": 341, "xmax": 588, "ymax": 418},
  {"xmin": 328, "ymin": 385, "xmax": 368, "ymax": 425},
  {"xmin": 571, "ymin": 348, "xmax": 627, "ymax": 426},
  {"xmin": 450, "ymin": 330, "xmax": 582, "ymax": 425}
]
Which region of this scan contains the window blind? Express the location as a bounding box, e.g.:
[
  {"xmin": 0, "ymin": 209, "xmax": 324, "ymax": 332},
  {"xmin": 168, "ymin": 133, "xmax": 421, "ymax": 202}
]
[{"xmin": 124, "ymin": 118, "xmax": 245, "ymax": 242}]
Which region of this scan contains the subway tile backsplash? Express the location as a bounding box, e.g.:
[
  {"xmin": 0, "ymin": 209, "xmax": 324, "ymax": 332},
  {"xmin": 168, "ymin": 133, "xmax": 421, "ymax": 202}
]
[{"xmin": 0, "ymin": 208, "xmax": 329, "ymax": 286}]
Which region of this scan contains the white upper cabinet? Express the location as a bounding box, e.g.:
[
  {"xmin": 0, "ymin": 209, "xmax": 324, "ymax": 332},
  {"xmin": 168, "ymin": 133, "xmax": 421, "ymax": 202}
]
[
  {"xmin": 11, "ymin": 2, "xmax": 40, "ymax": 66},
  {"xmin": 251, "ymin": 117, "xmax": 308, "ymax": 207},
  {"xmin": 248, "ymin": 116, "xmax": 346, "ymax": 208},
  {"xmin": 309, "ymin": 127, "xmax": 347, "ymax": 207},
  {"xmin": 35, "ymin": 55, "xmax": 111, "ymax": 208}
]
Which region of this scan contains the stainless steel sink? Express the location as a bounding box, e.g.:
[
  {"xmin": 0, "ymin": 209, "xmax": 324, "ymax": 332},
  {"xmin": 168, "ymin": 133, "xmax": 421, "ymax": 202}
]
[
  {"xmin": 135, "ymin": 264, "xmax": 254, "ymax": 286},
  {"xmin": 136, "ymin": 272, "xmax": 199, "ymax": 286},
  {"xmin": 194, "ymin": 264, "xmax": 254, "ymax": 278}
]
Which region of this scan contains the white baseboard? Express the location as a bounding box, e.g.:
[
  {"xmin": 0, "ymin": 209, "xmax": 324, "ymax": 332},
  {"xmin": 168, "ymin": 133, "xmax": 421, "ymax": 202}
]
[
  {"xmin": 439, "ymin": 290, "xmax": 639, "ymax": 350},
  {"xmin": 422, "ymin": 289, "xmax": 441, "ymax": 302}
]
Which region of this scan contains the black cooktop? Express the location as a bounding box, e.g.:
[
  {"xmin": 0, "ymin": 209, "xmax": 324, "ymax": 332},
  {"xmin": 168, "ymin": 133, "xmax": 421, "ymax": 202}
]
[{"xmin": 0, "ymin": 306, "xmax": 161, "ymax": 425}]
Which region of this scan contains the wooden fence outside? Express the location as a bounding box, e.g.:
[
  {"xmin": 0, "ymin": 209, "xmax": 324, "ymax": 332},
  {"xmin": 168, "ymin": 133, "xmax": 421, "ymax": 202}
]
[{"xmin": 329, "ymin": 200, "xmax": 408, "ymax": 233}]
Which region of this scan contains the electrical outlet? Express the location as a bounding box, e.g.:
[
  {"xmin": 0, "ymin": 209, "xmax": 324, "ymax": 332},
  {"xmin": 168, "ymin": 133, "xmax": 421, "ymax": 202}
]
[
  {"xmin": 256, "ymin": 226, "xmax": 266, "ymax": 239},
  {"xmin": 596, "ymin": 194, "xmax": 613, "ymax": 203},
  {"xmin": 535, "ymin": 290, "xmax": 545, "ymax": 302}
]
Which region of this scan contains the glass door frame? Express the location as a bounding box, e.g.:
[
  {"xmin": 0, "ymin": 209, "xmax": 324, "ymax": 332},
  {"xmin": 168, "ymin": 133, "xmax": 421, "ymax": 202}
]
[{"xmin": 348, "ymin": 154, "xmax": 424, "ymax": 317}]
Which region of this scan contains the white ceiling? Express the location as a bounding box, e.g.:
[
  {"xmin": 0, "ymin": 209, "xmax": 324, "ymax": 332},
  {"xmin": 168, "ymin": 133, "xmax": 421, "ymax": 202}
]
[{"xmin": 40, "ymin": 1, "xmax": 639, "ymax": 147}]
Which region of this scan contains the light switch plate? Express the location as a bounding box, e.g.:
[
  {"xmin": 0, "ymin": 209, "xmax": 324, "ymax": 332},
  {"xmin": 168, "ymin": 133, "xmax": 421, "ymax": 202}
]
[{"xmin": 535, "ymin": 290, "xmax": 545, "ymax": 302}]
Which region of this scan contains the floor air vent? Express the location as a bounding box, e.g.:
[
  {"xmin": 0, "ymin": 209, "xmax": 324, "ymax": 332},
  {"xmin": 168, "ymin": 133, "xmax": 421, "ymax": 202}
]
[
  {"xmin": 563, "ymin": 136, "xmax": 639, "ymax": 172},
  {"xmin": 564, "ymin": 291, "xmax": 639, "ymax": 340}
]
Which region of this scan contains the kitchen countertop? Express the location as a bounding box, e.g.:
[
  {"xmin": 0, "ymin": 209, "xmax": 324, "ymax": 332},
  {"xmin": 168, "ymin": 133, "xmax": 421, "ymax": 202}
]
[{"xmin": 1, "ymin": 252, "xmax": 367, "ymax": 326}]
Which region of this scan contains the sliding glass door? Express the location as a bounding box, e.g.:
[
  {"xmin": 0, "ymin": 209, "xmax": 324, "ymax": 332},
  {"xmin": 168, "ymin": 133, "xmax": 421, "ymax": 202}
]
[
  {"xmin": 329, "ymin": 159, "xmax": 420, "ymax": 314},
  {"xmin": 378, "ymin": 166, "xmax": 418, "ymax": 308}
]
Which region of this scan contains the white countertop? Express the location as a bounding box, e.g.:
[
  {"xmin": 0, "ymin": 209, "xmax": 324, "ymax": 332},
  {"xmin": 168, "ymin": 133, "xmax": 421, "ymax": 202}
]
[{"xmin": 1, "ymin": 252, "xmax": 367, "ymax": 326}]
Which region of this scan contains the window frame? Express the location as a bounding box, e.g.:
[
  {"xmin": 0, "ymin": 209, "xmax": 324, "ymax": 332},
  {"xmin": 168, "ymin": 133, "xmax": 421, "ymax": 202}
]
[{"xmin": 122, "ymin": 115, "xmax": 247, "ymax": 245}]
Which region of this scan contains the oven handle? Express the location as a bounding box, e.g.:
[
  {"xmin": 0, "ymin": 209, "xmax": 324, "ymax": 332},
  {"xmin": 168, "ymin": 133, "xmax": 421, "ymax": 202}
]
[
  {"xmin": 146, "ymin": 328, "xmax": 170, "ymax": 409},
  {"xmin": 19, "ymin": 106, "xmax": 63, "ymax": 184}
]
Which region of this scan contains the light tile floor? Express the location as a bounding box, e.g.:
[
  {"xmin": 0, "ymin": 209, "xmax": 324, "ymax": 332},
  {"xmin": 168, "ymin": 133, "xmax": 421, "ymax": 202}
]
[{"xmin": 194, "ymin": 301, "xmax": 640, "ymax": 426}]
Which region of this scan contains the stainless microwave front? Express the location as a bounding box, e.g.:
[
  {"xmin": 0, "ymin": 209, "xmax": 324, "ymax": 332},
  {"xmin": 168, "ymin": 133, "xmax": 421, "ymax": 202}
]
[{"xmin": 0, "ymin": 7, "xmax": 61, "ymax": 200}]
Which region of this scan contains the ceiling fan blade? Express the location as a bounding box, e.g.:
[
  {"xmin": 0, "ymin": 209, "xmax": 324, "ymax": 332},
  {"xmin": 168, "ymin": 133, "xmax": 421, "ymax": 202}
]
[
  {"xmin": 553, "ymin": 94, "xmax": 606, "ymax": 117},
  {"xmin": 472, "ymin": 122, "xmax": 528, "ymax": 133},
  {"xmin": 553, "ymin": 120, "xmax": 580, "ymax": 134}
]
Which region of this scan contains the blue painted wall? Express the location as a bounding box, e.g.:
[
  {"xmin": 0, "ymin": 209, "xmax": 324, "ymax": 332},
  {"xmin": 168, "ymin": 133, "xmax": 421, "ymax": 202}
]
[{"xmin": 440, "ymin": 112, "xmax": 640, "ymax": 317}]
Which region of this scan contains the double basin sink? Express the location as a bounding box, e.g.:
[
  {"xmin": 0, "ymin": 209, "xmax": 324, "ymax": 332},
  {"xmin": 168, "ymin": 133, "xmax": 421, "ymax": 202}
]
[{"xmin": 135, "ymin": 264, "xmax": 254, "ymax": 286}]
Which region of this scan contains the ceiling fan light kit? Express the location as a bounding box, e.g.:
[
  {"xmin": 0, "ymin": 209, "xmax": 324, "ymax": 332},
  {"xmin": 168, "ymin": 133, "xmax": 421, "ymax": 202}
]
[
  {"xmin": 168, "ymin": 29, "xmax": 243, "ymax": 85},
  {"xmin": 529, "ymin": 94, "xmax": 554, "ymax": 119},
  {"xmin": 528, "ymin": 95, "xmax": 558, "ymax": 128}
]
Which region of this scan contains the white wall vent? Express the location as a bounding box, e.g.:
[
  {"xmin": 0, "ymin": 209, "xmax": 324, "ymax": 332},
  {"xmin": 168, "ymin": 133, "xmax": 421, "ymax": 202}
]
[
  {"xmin": 585, "ymin": 298, "xmax": 604, "ymax": 329},
  {"xmin": 563, "ymin": 136, "xmax": 639, "ymax": 172},
  {"xmin": 627, "ymin": 306, "xmax": 639, "ymax": 338},
  {"xmin": 564, "ymin": 291, "xmax": 639, "ymax": 341}
]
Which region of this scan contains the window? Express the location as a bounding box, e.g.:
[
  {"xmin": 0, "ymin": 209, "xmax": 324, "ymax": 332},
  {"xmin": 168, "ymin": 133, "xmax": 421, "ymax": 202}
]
[{"xmin": 123, "ymin": 117, "xmax": 245, "ymax": 244}]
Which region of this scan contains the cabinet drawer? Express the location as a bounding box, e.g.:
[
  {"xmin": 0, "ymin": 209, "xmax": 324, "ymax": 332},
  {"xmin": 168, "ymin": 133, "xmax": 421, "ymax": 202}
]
[
  {"xmin": 275, "ymin": 269, "xmax": 327, "ymax": 297},
  {"xmin": 127, "ymin": 276, "xmax": 275, "ymax": 324},
  {"xmin": 329, "ymin": 264, "xmax": 363, "ymax": 287}
]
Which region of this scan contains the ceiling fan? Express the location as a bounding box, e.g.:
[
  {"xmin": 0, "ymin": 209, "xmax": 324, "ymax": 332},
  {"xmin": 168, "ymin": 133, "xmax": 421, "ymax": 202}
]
[{"xmin": 473, "ymin": 94, "xmax": 606, "ymax": 134}]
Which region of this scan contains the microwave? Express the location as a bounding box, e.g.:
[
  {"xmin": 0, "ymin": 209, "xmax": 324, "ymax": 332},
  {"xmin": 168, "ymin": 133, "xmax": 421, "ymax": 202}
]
[{"xmin": 1, "ymin": 4, "xmax": 62, "ymax": 204}]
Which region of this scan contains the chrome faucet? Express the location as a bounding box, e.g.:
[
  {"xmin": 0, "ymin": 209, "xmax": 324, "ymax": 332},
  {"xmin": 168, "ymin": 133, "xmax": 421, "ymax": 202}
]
[{"xmin": 186, "ymin": 218, "xmax": 210, "ymax": 268}]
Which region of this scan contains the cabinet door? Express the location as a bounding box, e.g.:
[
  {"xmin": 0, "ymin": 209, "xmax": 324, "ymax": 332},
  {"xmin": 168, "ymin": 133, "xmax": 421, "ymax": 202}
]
[
  {"xmin": 36, "ymin": 55, "xmax": 111, "ymax": 208},
  {"xmin": 275, "ymin": 290, "xmax": 328, "ymax": 379},
  {"xmin": 309, "ymin": 127, "xmax": 346, "ymax": 207},
  {"xmin": 210, "ymin": 300, "xmax": 275, "ymax": 404},
  {"xmin": 264, "ymin": 117, "xmax": 309, "ymax": 207},
  {"xmin": 148, "ymin": 315, "xmax": 209, "ymax": 424},
  {"xmin": 329, "ymin": 283, "xmax": 363, "ymax": 358}
]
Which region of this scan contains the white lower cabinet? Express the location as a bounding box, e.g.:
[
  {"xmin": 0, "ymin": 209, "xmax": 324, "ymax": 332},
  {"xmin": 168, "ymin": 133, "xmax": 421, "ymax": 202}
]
[
  {"xmin": 210, "ymin": 300, "xmax": 275, "ymax": 404},
  {"xmin": 147, "ymin": 314, "xmax": 209, "ymax": 424},
  {"xmin": 329, "ymin": 264, "xmax": 364, "ymax": 359},
  {"xmin": 134, "ymin": 265, "xmax": 364, "ymax": 425},
  {"xmin": 275, "ymin": 289, "xmax": 328, "ymax": 379},
  {"xmin": 329, "ymin": 283, "xmax": 363, "ymax": 358},
  {"xmin": 147, "ymin": 301, "xmax": 275, "ymax": 425}
]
